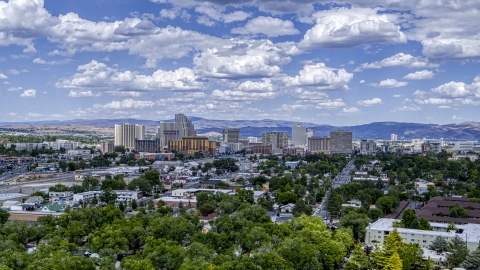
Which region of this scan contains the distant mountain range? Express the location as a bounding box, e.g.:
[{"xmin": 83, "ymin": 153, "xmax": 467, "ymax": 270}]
[{"xmin": 1, "ymin": 118, "xmax": 480, "ymax": 140}]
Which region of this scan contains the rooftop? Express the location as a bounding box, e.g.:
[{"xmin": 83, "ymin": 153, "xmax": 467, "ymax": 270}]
[{"xmin": 368, "ymin": 218, "xmax": 480, "ymax": 244}]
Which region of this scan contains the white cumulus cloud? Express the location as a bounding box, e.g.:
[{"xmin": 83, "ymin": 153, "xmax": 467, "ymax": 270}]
[
  {"xmin": 354, "ymin": 53, "xmax": 438, "ymax": 72},
  {"xmin": 231, "ymin": 16, "xmax": 299, "ymax": 37},
  {"xmin": 403, "ymin": 70, "xmax": 435, "ymax": 80},
  {"xmin": 357, "ymin": 98, "xmax": 382, "ymax": 106},
  {"xmin": 20, "ymin": 89, "xmax": 36, "ymax": 98},
  {"xmin": 299, "ymin": 8, "xmax": 406, "ymax": 50},
  {"xmin": 371, "ymin": 79, "xmax": 408, "ymax": 88},
  {"xmin": 284, "ymin": 63, "xmax": 353, "ymax": 91},
  {"xmin": 93, "ymin": 99, "xmax": 155, "ymax": 110},
  {"xmin": 56, "ymin": 60, "xmax": 203, "ymax": 91}
]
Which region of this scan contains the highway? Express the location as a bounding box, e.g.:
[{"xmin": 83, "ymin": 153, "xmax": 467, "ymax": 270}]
[{"xmin": 0, "ymin": 175, "xmax": 78, "ymax": 195}]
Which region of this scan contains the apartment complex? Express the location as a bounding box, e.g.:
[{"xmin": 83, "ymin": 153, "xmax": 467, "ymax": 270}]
[
  {"xmin": 222, "ymin": 128, "xmax": 240, "ymax": 143},
  {"xmin": 292, "ymin": 124, "xmax": 306, "ymax": 146},
  {"xmin": 330, "ymin": 130, "xmax": 353, "ymax": 154},
  {"xmin": 307, "ymin": 136, "xmax": 330, "ymax": 153},
  {"xmin": 366, "ymin": 218, "xmax": 480, "ymax": 252},
  {"xmin": 168, "ymin": 135, "xmax": 216, "ymax": 155},
  {"xmin": 262, "ymin": 132, "xmax": 289, "ymax": 149},
  {"xmin": 114, "ymin": 124, "xmax": 145, "ymax": 150}
]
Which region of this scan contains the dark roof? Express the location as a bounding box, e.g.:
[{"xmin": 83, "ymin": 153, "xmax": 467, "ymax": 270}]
[
  {"xmin": 385, "ymin": 200, "xmax": 410, "ymax": 219},
  {"xmin": 416, "ymin": 196, "xmax": 480, "ymax": 224},
  {"xmin": 202, "ymin": 180, "xmax": 222, "ymax": 185}
]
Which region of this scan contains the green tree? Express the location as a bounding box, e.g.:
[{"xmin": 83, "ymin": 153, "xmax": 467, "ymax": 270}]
[
  {"xmin": 99, "ymin": 188, "xmax": 118, "ymax": 205},
  {"xmin": 368, "ymin": 208, "xmax": 384, "ymax": 222},
  {"xmin": 376, "ymin": 196, "xmax": 399, "ymax": 215},
  {"xmin": 339, "ymin": 212, "xmax": 369, "ymax": 240},
  {"xmin": 461, "ymin": 249, "xmax": 480, "ymax": 270},
  {"xmin": 292, "ymin": 200, "xmax": 312, "ymax": 217},
  {"xmin": 447, "ymin": 222, "xmax": 457, "ymax": 232},
  {"xmin": 428, "ymin": 236, "xmax": 448, "ymax": 252},
  {"xmin": 446, "ymin": 236, "xmax": 469, "ymax": 268},
  {"xmin": 131, "ymin": 199, "xmax": 138, "ymax": 210},
  {"xmin": 325, "ymin": 190, "xmax": 342, "ymax": 217},
  {"xmin": 449, "ymin": 203, "xmax": 469, "ymax": 218},
  {"xmin": 418, "ymin": 218, "xmax": 432, "ymax": 230},
  {"xmin": 401, "ymin": 209, "xmax": 416, "ymax": 228},
  {"xmin": 82, "ymin": 176, "xmax": 100, "ymax": 191},
  {"xmin": 345, "ymin": 244, "xmax": 373, "ymax": 270},
  {"xmin": 384, "ymin": 252, "xmax": 402, "ymax": 270},
  {"xmin": 0, "ymin": 209, "xmax": 10, "ymax": 225},
  {"xmin": 373, "ymin": 230, "xmax": 404, "ymax": 269}
]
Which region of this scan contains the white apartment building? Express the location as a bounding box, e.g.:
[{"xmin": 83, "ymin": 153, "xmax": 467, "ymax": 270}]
[
  {"xmin": 247, "ymin": 137, "xmax": 258, "ymax": 143},
  {"xmin": 391, "ymin": 134, "xmax": 397, "ymax": 142},
  {"xmin": 366, "ymin": 218, "xmax": 480, "ymax": 252}
]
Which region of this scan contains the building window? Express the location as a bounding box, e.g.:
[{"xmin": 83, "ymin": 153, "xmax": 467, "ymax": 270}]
[
  {"xmin": 423, "ymin": 240, "xmax": 426, "ymax": 243},
  {"xmin": 411, "ymin": 239, "xmax": 414, "ymax": 242}
]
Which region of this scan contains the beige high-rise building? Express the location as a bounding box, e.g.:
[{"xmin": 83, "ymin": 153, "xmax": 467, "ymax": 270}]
[
  {"xmin": 391, "ymin": 134, "xmax": 398, "ymax": 142},
  {"xmin": 308, "ymin": 136, "xmax": 330, "ymax": 153},
  {"xmin": 223, "ymin": 128, "xmax": 240, "ymax": 143},
  {"xmin": 330, "ymin": 130, "xmax": 353, "ymax": 154},
  {"xmin": 262, "ymin": 132, "xmax": 289, "ymax": 149},
  {"xmin": 114, "ymin": 123, "xmax": 145, "ymax": 150}
]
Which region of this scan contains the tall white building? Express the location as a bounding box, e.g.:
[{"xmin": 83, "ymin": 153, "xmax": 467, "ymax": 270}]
[
  {"xmin": 248, "ymin": 137, "xmax": 258, "ymax": 143},
  {"xmin": 292, "ymin": 124, "xmax": 307, "ymax": 146},
  {"xmin": 391, "ymin": 134, "xmax": 397, "ymax": 142},
  {"xmin": 114, "ymin": 124, "xmax": 145, "ymax": 150}
]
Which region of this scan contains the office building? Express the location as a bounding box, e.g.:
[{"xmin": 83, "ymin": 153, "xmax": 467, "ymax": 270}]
[
  {"xmin": 307, "ymin": 136, "xmax": 330, "ymax": 153},
  {"xmin": 134, "ymin": 138, "xmax": 162, "ymax": 153},
  {"xmin": 360, "ymin": 140, "xmax": 377, "ymax": 154},
  {"xmin": 168, "ymin": 135, "xmax": 216, "ymax": 155},
  {"xmin": 223, "ymin": 128, "xmax": 240, "ymax": 143},
  {"xmin": 114, "ymin": 124, "xmax": 145, "ymax": 150},
  {"xmin": 454, "ymin": 141, "xmax": 474, "ymax": 152},
  {"xmin": 248, "ymin": 137, "xmax": 258, "ymax": 143},
  {"xmin": 292, "ymin": 124, "xmax": 306, "ymax": 146},
  {"xmin": 391, "ymin": 134, "xmax": 397, "ymax": 142},
  {"xmin": 380, "ymin": 144, "xmax": 390, "ymax": 152},
  {"xmin": 156, "ymin": 113, "xmax": 195, "ymax": 147},
  {"xmin": 262, "ymin": 132, "xmax": 289, "ymax": 149},
  {"xmin": 330, "ymin": 130, "xmax": 353, "ymax": 154},
  {"xmin": 100, "ymin": 141, "xmax": 114, "ymax": 154}
]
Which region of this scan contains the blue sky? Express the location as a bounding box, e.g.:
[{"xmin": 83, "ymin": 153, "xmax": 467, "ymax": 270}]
[{"xmin": 1, "ymin": 0, "xmax": 480, "ymax": 125}]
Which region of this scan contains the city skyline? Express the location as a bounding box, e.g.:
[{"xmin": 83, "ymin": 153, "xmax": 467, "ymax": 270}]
[{"xmin": 1, "ymin": 0, "xmax": 480, "ymax": 125}]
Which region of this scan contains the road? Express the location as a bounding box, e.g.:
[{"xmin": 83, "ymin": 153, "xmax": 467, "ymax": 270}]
[
  {"xmin": 313, "ymin": 156, "xmax": 356, "ymax": 220},
  {"xmin": 0, "ymin": 175, "xmax": 78, "ymax": 195}
]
